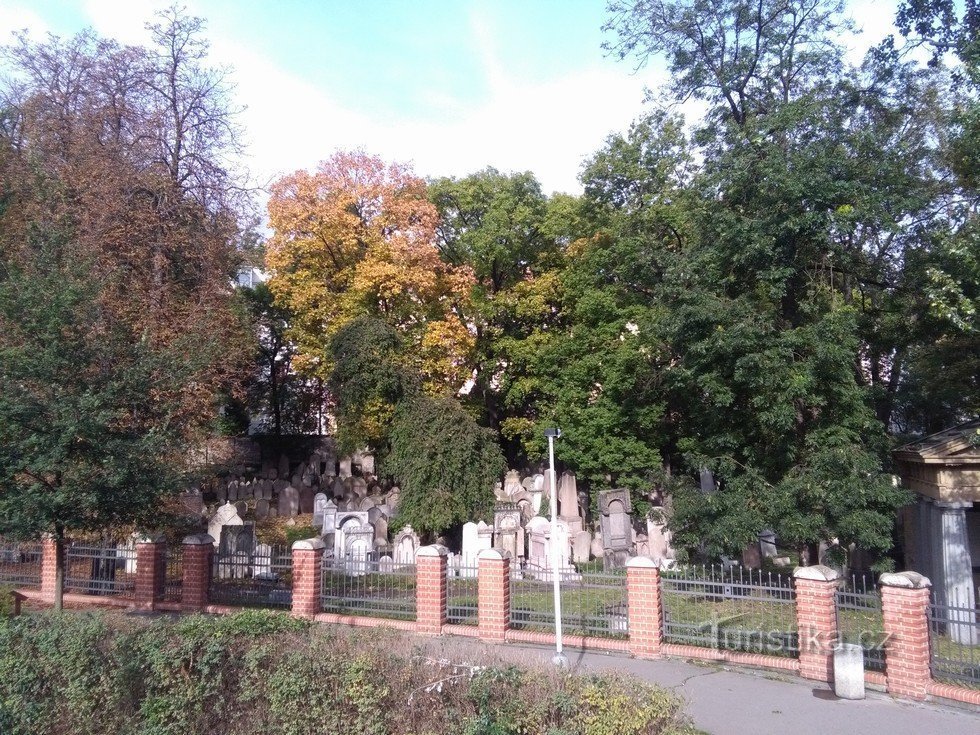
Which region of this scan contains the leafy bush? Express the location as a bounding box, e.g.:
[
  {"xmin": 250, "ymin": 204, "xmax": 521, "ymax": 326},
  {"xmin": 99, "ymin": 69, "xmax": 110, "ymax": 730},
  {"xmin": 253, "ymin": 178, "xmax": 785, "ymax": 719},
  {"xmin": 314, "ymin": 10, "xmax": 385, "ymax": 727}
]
[{"xmin": 0, "ymin": 611, "xmax": 696, "ymax": 735}]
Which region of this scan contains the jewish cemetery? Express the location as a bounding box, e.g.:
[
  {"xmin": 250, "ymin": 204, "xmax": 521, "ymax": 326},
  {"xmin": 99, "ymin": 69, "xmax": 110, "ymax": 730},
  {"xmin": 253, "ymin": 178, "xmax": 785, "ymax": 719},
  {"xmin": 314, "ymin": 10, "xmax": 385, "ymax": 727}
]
[{"xmin": 0, "ymin": 1, "xmax": 978, "ymax": 733}]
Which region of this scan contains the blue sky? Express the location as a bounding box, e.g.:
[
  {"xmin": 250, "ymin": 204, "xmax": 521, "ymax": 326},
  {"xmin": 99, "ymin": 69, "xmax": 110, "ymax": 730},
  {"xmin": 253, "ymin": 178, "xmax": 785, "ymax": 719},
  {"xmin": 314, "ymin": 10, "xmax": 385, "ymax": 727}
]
[{"xmin": 0, "ymin": 1, "xmax": 900, "ymax": 194}]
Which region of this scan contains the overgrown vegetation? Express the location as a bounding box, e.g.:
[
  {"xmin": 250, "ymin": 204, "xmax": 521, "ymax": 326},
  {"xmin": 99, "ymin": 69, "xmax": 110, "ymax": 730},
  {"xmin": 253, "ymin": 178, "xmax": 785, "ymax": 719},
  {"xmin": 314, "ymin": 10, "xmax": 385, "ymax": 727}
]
[{"xmin": 0, "ymin": 611, "xmax": 700, "ymax": 735}]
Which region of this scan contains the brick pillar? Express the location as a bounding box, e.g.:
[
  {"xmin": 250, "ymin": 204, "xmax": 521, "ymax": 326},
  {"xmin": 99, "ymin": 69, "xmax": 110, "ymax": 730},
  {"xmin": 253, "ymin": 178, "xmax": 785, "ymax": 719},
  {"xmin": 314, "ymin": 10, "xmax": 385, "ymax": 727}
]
[
  {"xmin": 291, "ymin": 538, "xmax": 325, "ymax": 619},
  {"xmin": 181, "ymin": 534, "xmax": 214, "ymax": 612},
  {"xmin": 134, "ymin": 535, "xmax": 167, "ymax": 610},
  {"xmin": 793, "ymin": 565, "xmax": 841, "ymax": 682},
  {"xmin": 478, "ymin": 549, "xmax": 511, "ymax": 643},
  {"xmin": 40, "ymin": 535, "xmax": 58, "ymax": 599},
  {"xmin": 880, "ymin": 571, "xmax": 933, "ymax": 701},
  {"xmin": 416, "ymin": 545, "xmax": 449, "ymax": 634},
  {"xmin": 627, "ymin": 556, "xmax": 663, "ymax": 659}
]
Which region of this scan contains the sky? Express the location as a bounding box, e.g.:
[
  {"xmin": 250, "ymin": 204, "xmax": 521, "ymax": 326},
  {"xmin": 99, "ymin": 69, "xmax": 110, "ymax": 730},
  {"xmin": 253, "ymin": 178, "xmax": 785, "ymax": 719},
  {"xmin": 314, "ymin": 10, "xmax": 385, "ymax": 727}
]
[{"xmin": 0, "ymin": 0, "xmax": 901, "ymax": 195}]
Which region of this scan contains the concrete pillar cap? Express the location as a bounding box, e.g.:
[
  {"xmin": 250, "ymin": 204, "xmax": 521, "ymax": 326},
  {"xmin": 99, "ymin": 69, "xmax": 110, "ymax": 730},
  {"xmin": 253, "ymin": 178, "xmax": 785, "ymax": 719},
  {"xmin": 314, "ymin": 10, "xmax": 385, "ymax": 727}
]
[
  {"xmin": 626, "ymin": 556, "xmax": 659, "ymax": 569},
  {"xmin": 182, "ymin": 533, "xmax": 215, "ymax": 546},
  {"xmin": 879, "ymin": 571, "xmax": 931, "ymax": 589},
  {"xmin": 478, "ymin": 548, "xmax": 511, "ymax": 561},
  {"xmin": 291, "ymin": 537, "xmax": 326, "ymax": 551},
  {"xmin": 416, "ymin": 544, "xmax": 449, "ymax": 557},
  {"xmin": 792, "ymin": 564, "xmax": 841, "ymax": 582}
]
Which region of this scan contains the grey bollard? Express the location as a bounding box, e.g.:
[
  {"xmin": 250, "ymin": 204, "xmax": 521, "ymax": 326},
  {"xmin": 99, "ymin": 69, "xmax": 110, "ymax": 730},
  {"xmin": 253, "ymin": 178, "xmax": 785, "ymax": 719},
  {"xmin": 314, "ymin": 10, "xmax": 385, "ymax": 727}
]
[{"xmin": 833, "ymin": 643, "xmax": 866, "ymax": 700}]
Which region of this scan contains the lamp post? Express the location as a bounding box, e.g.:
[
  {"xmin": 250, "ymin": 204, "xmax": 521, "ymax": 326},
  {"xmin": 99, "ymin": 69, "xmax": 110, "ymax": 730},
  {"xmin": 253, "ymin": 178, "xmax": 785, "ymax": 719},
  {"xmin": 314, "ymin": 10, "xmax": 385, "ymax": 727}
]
[{"xmin": 544, "ymin": 427, "xmax": 567, "ymax": 668}]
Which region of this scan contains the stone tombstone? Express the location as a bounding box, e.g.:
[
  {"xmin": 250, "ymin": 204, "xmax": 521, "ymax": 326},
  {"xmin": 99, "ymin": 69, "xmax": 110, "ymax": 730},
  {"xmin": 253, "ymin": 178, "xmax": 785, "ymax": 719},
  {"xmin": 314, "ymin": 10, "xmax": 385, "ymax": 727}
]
[
  {"xmin": 591, "ymin": 530, "xmax": 605, "ymax": 559},
  {"xmin": 357, "ymin": 496, "xmax": 377, "ymax": 511},
  {"xmin": 477, "ymin": 520, "xmax": 493, "ymax": 553},
  {"xmin": 180, "ymin": 491, "xmax": 203, "ymax": 517},
  {"xmin": 526, "ymin": 516, "xmax": 551, "ymax": 569},
  {"xmin": 558, "ymin": 472, "xmax": 579, "ymax": 519},
  {"xmin": 299, "ymin": 486, "xmax": 315, "ymax": 515},
  {"xmin": 208, "ymin": 502, "xmax": 243, "ymax": 547},
  {"xmin": 334, "ymin": 512, "xmax": 370, "ymax": 559},
  {"xmin": 253, "ymin": 543, "xmax": 273, "ymax": 577},
  {"xmin": 759, "ymin": 530, "xmax": 778, "ymax": 558},
  {"xmin": 331, "ymin": 476, "xmax": 346, "ymax": 499},
  {"xmin": 742, "ymin": 541, "xmax": 762, "ymax": 569},
  {"xmin": 646, "ymin": 514, "xmax": 674, "ymax": 562},
  {"xmin": 354, "ymin": 450, "xmax": 375, "ymax": 476},
  {"xmin": 526, "ymin": 516, "xmax": 573, "ymax": 578},
  {"xmin": 461, "ymin": 521, "xmax": 480, "ymax": 571},
  {"xmin": 278, "ymin": 486, "xmax": 300, "ymax": 518},
  {"xmin": 338, "ymin": 457, "xmax": 352, "ymax": 478},
  {"xmin": 227, "ymin": 480, "xmax": 239, "ymax": 502},
  {"xmin": 321, "ymin": 500, "xmax": 338, "ymax": 534},
  {"xmin": 493, "ymin": 481, "xmax": 507, "ymax": 502},
  {"xmin": 393, "ymin": 526, "xmax": 420, "ymax": 566},
  {"xmin": 503, "ymin": 470, "xmax": 522, "ymax": 499},
  {"xmin": 255, "ymin": 498, "xmax": 270, "ymax": 520},
  {"xmin": 215, "ymin": 483, "xmax": 228, "ymax": 503},
  {"xmin": 598, "ymin": 489, "xmax": 633, "ymax": 571},
  {"xmin": 373, "ymin": 516, "xmax": 389, "ymax": 545},
  {"xmin": 542, "ymin": 471, "xmax": 555, "ymax": 504},
  {"xmin": 379, "ymin": 555, "xmax": 394, "ymax": 574},
  {"xmin": 313, "ymin": 493, "xmax": 329, "ymax": 527},
  {"xmin": 573, "ymin": 530, "xmax": 592, "ymax": 564},
  {"xmin": 494, "ymin": 504, "xmax": 523, "ymax": 561}
]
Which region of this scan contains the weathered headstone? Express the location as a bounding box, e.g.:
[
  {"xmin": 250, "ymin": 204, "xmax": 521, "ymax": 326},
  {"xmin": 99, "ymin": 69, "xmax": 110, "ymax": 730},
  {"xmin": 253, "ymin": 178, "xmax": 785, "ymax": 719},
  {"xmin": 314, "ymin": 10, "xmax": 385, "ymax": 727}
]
[
  {"xmin": 321, "ymin": 500, "xmax": 338, "ymax": 534},
  {"xmin": 299, "ymin": 486, "xmax": 315, "ymax": 515},
  {"xmin": 503, "ymin": 470, "xmax": 522, "ymax": 499},
  {"xmin": 253, "ymin": 543, "xmax": 273, "ymax": 577},
  {"xmin": 598, "ymin": 489, "xmax": 633, "ymax": 571},
  {"xmin": 393, "ymin": 526, "xmax": 420, "ymax": 566},
  {"xmin": 572, "ymin": 530, "xmax": 592, "ymax": 564},
  {"xmin": 208, "ymin": 502, "xmax": 242, "ymax": 547},
  {"xmin": 760, "ymin": 530, "xmax": 778, "ymax": 558},
  {"xmin": 313, "ymin": 493, "xmax": 329, "ymax": 527},
  {"xmin": 255, "ymin": 498, "xmax": 270, "ymax": 520},
  {"xmin": 278, "ymin": 486, "xmax": 300, "ymax": 518},
  {"xmin": 235, "ymin": 500, "xmax": 247, "ymax": 518},
  {"xmin": 338, "ymin": 457, "xmax": 352, "ymax": 478}
]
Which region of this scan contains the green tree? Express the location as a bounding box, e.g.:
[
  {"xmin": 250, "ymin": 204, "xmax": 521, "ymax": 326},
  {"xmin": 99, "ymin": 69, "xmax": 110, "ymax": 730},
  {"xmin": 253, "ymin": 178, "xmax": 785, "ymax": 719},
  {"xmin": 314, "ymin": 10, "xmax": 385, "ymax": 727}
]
[
  {"xmin": 0, "ymin": 243, "xmax": 210, "ymax": 610},
  {"xmin": 385, "ymin": 396, "xmax": 505, "ymax": 539}
]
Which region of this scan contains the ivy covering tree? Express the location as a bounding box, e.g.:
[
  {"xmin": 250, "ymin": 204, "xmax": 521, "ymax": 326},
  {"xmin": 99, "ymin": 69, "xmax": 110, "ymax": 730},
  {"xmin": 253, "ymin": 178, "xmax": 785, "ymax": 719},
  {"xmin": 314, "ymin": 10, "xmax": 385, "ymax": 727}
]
[{"xmin": 385, "ymin": 396, "xmax": 505, "ymax": 539}]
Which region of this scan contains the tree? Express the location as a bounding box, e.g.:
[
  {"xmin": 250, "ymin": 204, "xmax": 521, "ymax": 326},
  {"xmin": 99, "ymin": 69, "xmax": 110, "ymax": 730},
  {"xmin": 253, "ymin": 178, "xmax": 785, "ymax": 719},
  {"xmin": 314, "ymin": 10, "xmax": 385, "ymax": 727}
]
[
  {"xmin": 385, "ymin": 396, "xmax": 505, "ymax": 539},
  {"xmin": 0, "ymin": 6, "xmax": 252, "ymax": 429},
  {"xmin": 266, "ymin": 151, "xmax": 476, "ymax": 396},
  {"xmin": 0, "ymin": 242, "xmax": 206, "ymax": 611}
]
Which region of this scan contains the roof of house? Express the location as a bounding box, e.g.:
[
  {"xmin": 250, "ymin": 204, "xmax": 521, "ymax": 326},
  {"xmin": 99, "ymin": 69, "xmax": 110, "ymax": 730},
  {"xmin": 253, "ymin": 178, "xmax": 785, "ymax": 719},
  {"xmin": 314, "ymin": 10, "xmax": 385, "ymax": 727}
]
[{"xmin": 893, "ymin": 418, "xmax": 980, "ymax": 464}]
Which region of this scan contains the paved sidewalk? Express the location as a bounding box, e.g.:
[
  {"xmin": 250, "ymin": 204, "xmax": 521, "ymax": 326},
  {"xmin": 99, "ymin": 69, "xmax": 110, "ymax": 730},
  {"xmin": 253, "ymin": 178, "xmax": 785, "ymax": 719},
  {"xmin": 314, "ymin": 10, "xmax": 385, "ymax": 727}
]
[{"xmin": 420, "ymin": 637, "xmax": 979, "ymax": 735}]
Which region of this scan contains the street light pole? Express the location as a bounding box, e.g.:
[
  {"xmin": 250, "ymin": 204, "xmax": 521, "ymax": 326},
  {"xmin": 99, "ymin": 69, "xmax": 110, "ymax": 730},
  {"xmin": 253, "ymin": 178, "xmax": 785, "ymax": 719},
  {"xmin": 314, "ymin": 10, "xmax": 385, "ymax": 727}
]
[{"xmin": 545, "ymin": 427, "xmax": 567, "ymax": 668}]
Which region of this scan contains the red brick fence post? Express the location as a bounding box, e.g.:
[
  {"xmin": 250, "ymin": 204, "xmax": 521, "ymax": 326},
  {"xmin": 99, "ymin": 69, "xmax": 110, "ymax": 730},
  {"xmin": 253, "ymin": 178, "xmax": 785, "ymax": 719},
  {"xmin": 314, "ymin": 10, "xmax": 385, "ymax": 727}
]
[
  {"xmin": 134, "ymin": 534, "xmax": 167, "ymax": 611},
  {"xmin": 40, "ymin": 535, "xmax": 58, "ymax": 600},
  {"xmin": 880, "ymin": 571, "xmax": 932, "ymax": 701},
  {"xmin": 181, "ymin": 534, "xmax": 214, "ymax": 612},
  {"xmin": 478, "ymin": 549, "xmax": 510, "ymax": 643},
  {"xmin": 793, "ymin": 565, "xmax": 840, "ymax": 682},
  {"xmin": 416, "ymin": 545, "xmax": 449, "ymax": 634},
  {"xmin": 627, "ymin": 556, "xmax": 663, "ymax": 659},
  {"xmin": 291, "ymin": 538, "xmax": 325, "ymax": 619}
]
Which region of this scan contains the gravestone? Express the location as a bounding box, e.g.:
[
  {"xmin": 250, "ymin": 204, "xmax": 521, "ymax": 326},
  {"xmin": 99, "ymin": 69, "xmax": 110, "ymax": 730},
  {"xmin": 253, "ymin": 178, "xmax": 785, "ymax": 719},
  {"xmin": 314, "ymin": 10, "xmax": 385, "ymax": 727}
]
[
  {"xmin": 760, "ymin": 530, "xmax": 778, "ymax": 558},
  {"xmin": 321, "ymin": 500, "xmax": 338, "ymax": 534},
  {"xmin": 461, "ymin": 521, "xmax": 480, "ymax": 571},
  {"xmin": 351, "ymin": 477, "xmax": 368, "ymax": 498},
  {"xmin": 598, "ymin": 489, "xmax": 633, "ymax": 571},
  {"xmin": 646, "ymin": 514, "xmax": 673, "ymax": 561},
  {"xmin": 526, "ymin": 516, "xmax": 574, "ymax": 580},
  {"xmin": 215, "ymin": 483, "xmax": 227, "ymax": 503},
  {"xmin": 299, "ymin": 486, "xmax": 315, "ymax": 515},
  {"xmin": 278, "ymin": 486, "xmax": 300, "ymax": 517},
  {"xmin": 313, "ymin": 493, "xmax": 329, "ymax": 528},
  {"xmin": 558, "ymin": 471, "xmax": 583, "ymax": 533},
  {"xmin": 334, "ymin": 512, "xmax": 370, "ymax": 559},
  {"xmin": 253, "ymin": 543, "xmax": 272, "ymax": 577},
  {"xmin": 493, "ymin": 504, "xmax": 523, "ymax": 562},
  {"xmin": 208, "ymin": 502, "xmax": 242, "ymax": 547},
  {"xmin": 338, "ymin": 457, "xmax": 352, "ymax": 478},
  {"xmin": 255, "ymin": 498, "xmax": 270, "ymax": 520},
  {"xmin": 503, "ymin": 470, "xmax": 522, "ymax": 499},
  {"xmin": 393, "ymin": 526, "xmax": 420, "ymax": 566},
  {"xmin": 379, "ymin": 555, "xmax": 394, "ymax": 573},
  {"xmin": 572, "ymin": 530, "xmax": 592, "ymax": 564}
]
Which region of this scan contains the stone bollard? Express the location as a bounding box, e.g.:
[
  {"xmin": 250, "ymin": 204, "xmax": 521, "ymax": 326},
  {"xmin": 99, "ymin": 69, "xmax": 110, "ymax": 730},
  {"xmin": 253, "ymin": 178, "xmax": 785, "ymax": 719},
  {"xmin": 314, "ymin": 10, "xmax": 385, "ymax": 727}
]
[{"xmin": 833, "ymin": 643, "xmax": 866, "ymax": 699}]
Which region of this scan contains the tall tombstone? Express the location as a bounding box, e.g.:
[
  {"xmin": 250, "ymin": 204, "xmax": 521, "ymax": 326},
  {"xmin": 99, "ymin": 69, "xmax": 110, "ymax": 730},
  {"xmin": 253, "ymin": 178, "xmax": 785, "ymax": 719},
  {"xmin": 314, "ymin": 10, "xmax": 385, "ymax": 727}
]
[
  {"xmin": 493, "ymin": 504, "xmax": 523, "ymax": 562},
  {"xmin": 503, "ymin": 470, "xmax": 522, "ymax": 499},
  {"xmin": 393, "ymin": 526, "xmax": 420, "ymax": 566},
  {"xmin": 299, "ymin": 486, "xmax": 315, "ymax": 515},
  {"xmin": 759, "ymin": 530, "xmax": 778, "ymax": 558},
  {"xmin": 278, "ymin": 486, "xmax": 300, "ymax": 518},
  {"xmin": 253, "ymin": 543, "xmax": 273, "ymax": 577},
  {"xmin": 557, "ymin": 471, "xmax": 583, "ymax": 533},
  {"xmin": 321, "ymin": 500, "xmax": 338, "ymax": 535},
  {"xmin": 461, "ymin": 521, "xmax": 480, "ymax": 574},
  {"xmin": 255, "ymin": 498, "xmax": 270, "ymax": 520},
  {"xmin": 208, "ymin": 502, "xmax": 243, "ymax": 547},
  {"xmin": 598, "ymin": 489, "xmax": 633, "ymax": 571},
  {"xmin": 313, "ymin": 493, "xmax": 329, "ymax": 528},
  {"xmin": 476, "ymin": 520, "xmax": 493, "ymax": 556}
]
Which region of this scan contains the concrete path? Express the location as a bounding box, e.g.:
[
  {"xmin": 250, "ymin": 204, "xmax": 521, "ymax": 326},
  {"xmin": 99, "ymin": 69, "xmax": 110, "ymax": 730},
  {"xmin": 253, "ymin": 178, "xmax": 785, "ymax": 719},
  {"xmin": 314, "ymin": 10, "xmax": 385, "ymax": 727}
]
[{"xmin": 420, "ymin": 638, "xmax": 979, "ymax": 735}]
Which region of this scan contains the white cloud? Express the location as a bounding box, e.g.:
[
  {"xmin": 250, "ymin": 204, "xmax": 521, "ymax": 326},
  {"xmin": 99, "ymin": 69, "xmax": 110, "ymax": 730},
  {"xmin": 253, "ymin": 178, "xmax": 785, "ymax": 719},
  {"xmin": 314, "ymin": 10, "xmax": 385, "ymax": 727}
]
[{"xmin": 0, "ymin": 3, "xmax": 50, "ymax": 40}]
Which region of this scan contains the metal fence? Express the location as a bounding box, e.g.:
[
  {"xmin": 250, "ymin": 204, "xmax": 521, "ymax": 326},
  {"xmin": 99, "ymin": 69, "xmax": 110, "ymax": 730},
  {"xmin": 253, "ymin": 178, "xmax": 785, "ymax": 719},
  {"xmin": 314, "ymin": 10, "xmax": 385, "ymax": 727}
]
[
  {"xmin": 0, "ymin": 540, "xmax": 43, "ymax": 588},
  {"xmin": 660, "ymin": 565, "xmax": 798, "ymax": 657},
  {"xmin": 835, "ymin": 575, "xmax": 886, "ymax": 672},
  {"xmin": 447, "ymin": 566, "xmax": 479, "ymax": 626},
  {"xmin": 510, "ymin": 566, "xmax": 629, "ymax": 639},
  {"xmin": 929, "ymin": 588, "xmax": 980, "ymax": 688},
  {"xmin": 162, "ymin": 547, "xmax": 183, "ymax": 603},
  {"xmin": 320, "ymin": 557, "xmax": 416, "ymax": 621},
  {"xmin": 65, "ymin": 542, "xmax": 137, "ymax": 598},
  {"xmin": 209, "ymin": 545, "xmax": 292, "ymax": 609}
]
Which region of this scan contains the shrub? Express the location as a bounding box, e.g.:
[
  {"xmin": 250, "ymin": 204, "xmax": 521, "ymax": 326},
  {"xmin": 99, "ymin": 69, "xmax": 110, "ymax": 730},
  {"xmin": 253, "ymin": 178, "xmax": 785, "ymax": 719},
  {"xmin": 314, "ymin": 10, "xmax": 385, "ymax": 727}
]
[{"xmin": 0, "ymin": 611, "xmax": 696, "ymax": 735}]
